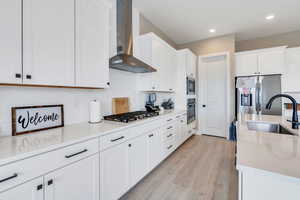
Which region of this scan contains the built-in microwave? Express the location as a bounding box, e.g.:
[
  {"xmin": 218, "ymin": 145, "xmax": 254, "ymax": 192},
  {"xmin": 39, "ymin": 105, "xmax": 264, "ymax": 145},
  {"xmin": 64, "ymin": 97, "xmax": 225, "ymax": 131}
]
[{"xmin": 187, "ymin": 77, "xmax": 196, "ymax": 95}]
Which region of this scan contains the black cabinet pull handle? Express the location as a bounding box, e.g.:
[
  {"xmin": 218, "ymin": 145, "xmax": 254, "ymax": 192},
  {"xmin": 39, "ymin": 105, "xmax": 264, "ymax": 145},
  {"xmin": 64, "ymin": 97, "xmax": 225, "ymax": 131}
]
[
  {"xmin": 167, "ymin": 119, "xmax": 172, "ymax": 122},
  {"xmin": 176, "ymin": 116, "xmax": 181, "ymax": 118},
  {"xmin": 26, "ymin": 75, "xmax": 32, "ymax": 79},
  {"xmin": 15, "ymin": 73, "xmax": 21, "ymax": 78},
  {"xmin": 167, "ymin": 134, "xmax": 173, "ymax": 138},
  {"xmin": 107, "ymin": 82, "xmax": 110, "ymax": 86},
  {"xmin": 167, "ymin": 126, "xmax": 173, "ymax": 130},
  {"xmin": 128, "ymin": 144, "xmax": 132, "ymax": 147},
  {"xmin": 0, "ymin": 173, "xmax": 18, "ymax": 183},
  {"xmin": 148, "ymin": 134, "xmax": 154, "ymax": 138},
  {"xmin": 37, "ymin": 184, "xmax": 43, "ymax": 191},
  {"xmin": 167, "ymin": 145, "xmax": 173, "ymax": 150},
  {"xmin": 48, "ymin": 179, "xmax": 53, "ymax": 186},
  {"xmin": 110, "ymin": 136, "xmax": 124, "ymax": 142},
  {"xmin": 65, "ymin": 149, "xmax": 88, "ymax": 158}
]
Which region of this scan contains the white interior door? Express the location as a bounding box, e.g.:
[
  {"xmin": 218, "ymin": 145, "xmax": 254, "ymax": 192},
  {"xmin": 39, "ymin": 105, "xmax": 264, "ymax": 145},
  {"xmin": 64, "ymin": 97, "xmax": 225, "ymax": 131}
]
[{"xmin": 199, "ymin": 55, "xmax": 227, "ymax": 138}]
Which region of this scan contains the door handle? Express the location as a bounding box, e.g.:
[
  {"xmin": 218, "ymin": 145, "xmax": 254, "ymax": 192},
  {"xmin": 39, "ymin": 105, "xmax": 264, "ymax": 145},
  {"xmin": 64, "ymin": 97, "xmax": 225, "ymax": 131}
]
[
  {"xmin": 0, "ymin": 173, "xmax": 18, "ymax": 183},
  {"xmin": 110, "ymin": 136, "xmax": 124, "ymax": 142},
  {"xmin": 65, "ymin": 149, "xmax": 88, "ymax": 158},
  {"xmin": 202, "ymin": 105, "xmax": 206, "ymax": 108}
]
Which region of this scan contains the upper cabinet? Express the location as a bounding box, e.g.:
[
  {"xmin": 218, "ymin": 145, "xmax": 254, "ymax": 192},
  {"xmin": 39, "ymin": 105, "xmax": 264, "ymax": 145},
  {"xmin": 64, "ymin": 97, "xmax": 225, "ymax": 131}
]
[
  {"xmin": 23, "ymin": 0, "xmax": 75, "ymax": 86},
  {"xmin": 235, "ymin": 46, "xmax": 286, "ymax": 77},
  {"xmin": 235, "ymin": 53, "xmax": 258, "ymax": 76},
  {"xmin": 186, "ymin": 50, "xmax": 197, "ymax": 78},
  {"xmin": 282, "ymin": 47, "xmax": 300, "ymax": 93},
  {"xmin": 75, "ymin": 0, "xmax": 110, "ymax": 88},
  {"xmin": 135, "ymin": 33, "xmax": 177, "ymax": 92},
  {"xmin": 0, "ymin": 0, "xmax": 22, "ymax": 84},
  {"xmin": 0, "ymin": 0, "xmax": 110, "ymax": 88}
]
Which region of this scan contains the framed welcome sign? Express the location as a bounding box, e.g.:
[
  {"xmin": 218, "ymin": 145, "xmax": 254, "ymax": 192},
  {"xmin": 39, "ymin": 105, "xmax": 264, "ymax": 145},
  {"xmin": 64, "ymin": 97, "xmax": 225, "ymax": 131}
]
[{"xmin": 12, "ymin": 105, "xmax": 64, "ymax": 136}]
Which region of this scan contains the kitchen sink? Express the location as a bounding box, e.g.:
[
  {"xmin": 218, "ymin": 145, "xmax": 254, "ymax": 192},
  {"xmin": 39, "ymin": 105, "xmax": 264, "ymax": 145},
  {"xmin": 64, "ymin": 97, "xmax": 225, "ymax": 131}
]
[{"xmin": 247, "ymin": 121, "xmax": 293, "ymax": 135}]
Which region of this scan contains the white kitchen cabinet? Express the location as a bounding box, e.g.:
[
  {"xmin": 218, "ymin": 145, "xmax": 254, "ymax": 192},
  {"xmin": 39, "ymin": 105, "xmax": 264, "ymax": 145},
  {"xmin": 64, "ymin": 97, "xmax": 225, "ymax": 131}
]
[
  {"xmin": 0, "ymin": 0, "xmax": 22, "ymax": 84},
  {"xmin": 75, "ymin": 0, "xmax": 110, "ymax": 88},
  {"xmin": 0, "ymin": 177, "xmax": 43, "ymax": 200},
  {"xmin": 23, "ymin": 0, "xmax": 75, "ymax": 86},
  {"xmin": 283, "ymin": 47, "xmax": 300, "ymax": 92},
  {"xmin": 128, "ymin": 135, "xmax": 148, "ymax": 188},
  {"xmin": 135, "ymin": 32, "xmax": 177, "ymax": 92},
  {"xmin": 147, "ymin": 130, "xmax": 163, "ymax": 172},
  {"xmin": 186, "ymin": 50, "xmax": 197, "ymax": 78},
  {"xmin": 239, "ymin": 168, "xmax": 300, "ymax": 200},
  {"xmin": 44, "ymin": 154, "xmax": 99, "ymax": 200},
  {"xmin": 235, "ymin": 46, "xmax": 286, "ymax": 77},
  {"xmin": 258, "ymin": 51, "xmax": 285, "ymax": 75},
  {"xmin": 235, "ymin": 53, "xmax": 258, "ymax": 76},
  {"xmin": 100, "ymin": 142, "xmax": 129, "ymax": 200}
]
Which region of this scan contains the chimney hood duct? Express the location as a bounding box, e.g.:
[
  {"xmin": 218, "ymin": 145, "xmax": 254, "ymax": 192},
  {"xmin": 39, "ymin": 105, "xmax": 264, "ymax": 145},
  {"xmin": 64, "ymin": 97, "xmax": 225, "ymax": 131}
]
[{"xmin": 109, "ymin": 0, "xmax": 156, "ymax": 73}]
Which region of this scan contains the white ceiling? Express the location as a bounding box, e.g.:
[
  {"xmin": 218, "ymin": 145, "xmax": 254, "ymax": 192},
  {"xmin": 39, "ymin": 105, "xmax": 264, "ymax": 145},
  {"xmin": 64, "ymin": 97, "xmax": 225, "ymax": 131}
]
[{"xmin": 133, "ymin": 0, "xmax": 300, "ymax": 44}]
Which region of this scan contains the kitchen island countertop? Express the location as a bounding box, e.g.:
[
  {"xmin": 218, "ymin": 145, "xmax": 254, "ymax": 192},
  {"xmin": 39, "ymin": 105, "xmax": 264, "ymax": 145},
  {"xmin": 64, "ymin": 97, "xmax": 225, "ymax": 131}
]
[{"xmin": 237, "ymin": 114, "xmax": 300, "ymax": 179}]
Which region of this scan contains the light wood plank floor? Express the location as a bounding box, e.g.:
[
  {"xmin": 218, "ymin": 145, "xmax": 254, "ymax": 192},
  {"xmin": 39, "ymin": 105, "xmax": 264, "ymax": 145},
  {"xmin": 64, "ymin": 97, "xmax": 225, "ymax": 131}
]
[{"xmin": 120, "ymin": 135, "xmax": 238, "ymax": 200}]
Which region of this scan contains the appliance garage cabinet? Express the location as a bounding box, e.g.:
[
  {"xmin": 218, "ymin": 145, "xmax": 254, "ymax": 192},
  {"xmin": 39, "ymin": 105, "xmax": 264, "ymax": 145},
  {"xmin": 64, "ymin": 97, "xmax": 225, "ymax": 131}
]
[
  {"xmin": 235, "ymin": 46, "xmax": 286, "ymax": 77},
  {"xmin": 135, "ymin": 32, "xmax": 177, "ymax": 92},
  {"xmin": 0, "ymin": 0, "xmax": 110, "ymax": 88},
  {"xmin": 0, "ymin": 111, "xmax": 189, "ymax": 200}
]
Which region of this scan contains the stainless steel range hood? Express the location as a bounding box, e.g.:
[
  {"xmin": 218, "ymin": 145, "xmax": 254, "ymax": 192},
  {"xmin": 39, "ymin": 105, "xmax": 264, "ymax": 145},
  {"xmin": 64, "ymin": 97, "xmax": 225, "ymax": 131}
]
[{"xmin": 109, "ymin": 0, "xmax": 156, "ymax": 73}]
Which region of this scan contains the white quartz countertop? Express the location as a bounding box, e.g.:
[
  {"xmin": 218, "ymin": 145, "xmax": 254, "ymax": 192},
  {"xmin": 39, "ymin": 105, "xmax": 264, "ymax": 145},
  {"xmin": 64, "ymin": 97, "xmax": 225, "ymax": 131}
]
[
  {"xmin": 237, "ymin": 114, "xmax": 300, "ymax": 179},
  {"xmin": 0, "ymin": 110, "xmax": 186, "ymax": 166}
]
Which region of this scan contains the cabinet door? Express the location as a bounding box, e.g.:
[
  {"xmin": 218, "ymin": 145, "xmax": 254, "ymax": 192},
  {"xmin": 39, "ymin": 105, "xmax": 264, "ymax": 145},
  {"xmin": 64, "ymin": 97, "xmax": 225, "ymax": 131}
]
[
  {"xmin": 258, "ymin": 51, "xmax": 285, "ymax": 75},
  {"xmin": 187, "ymin": 51, "xmax": 197, "ymax": 78},
  {"xmin": 0, "ymin": 177, "xmax": 43, "ymax": 200},
  {"xmin": 283, "ymin": 48, "xmax": 300, "ymax": 92},
  {"xmin": 0, "ymin": 0, "xmax": 22, "ymax": 84},
  {"xmin": 44, "ymin": 154, "xmax": 99, "ymax": 200},
  {"xmin": 23, "ymin": 0, "xmax": 75, "ymax": 86},
  {"xmin": 100, "ymin": 142, "xmax": 129, "ymax": 200},
  {"xmin": 128, "ymin": 135, "xmax": 148, "ymax": 188},
  {"xmin": 147, "ymin": 130, "xmax": 163, "ymax": 172},
  {"xmin": 75, "ymin": 0, "xmax": 109, "ymax": 88},
  {"xmin": 175, "ymin": 118, "xmax": 183, "ymax": 147},
  {"xmin": 235, "ymin": 54, "xmax": 258, "ymax": 76}
]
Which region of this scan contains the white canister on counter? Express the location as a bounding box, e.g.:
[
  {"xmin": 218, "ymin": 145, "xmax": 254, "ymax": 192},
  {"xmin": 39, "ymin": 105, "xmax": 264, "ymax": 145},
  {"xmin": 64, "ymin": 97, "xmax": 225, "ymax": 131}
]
[{"xmin": 89, "ymin": 100, "xmax": 102, "ymax": 123}]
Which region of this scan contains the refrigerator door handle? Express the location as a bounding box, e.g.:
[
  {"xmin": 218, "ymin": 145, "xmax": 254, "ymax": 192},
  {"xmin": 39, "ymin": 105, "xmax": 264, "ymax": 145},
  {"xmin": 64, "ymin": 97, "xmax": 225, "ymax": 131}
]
[{"xmin": 255, "ymin": 77, "xmax": 262, "ymax": 114}]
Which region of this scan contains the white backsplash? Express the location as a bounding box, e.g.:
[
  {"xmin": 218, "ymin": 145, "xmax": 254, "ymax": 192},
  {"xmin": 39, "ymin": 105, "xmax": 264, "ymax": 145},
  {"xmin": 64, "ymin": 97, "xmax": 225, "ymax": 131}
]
[
  {"xmin": 0, "ymin": 69, "xmax": 145, "ymax": 136},
  {"xmin": 283, "ymin": 93, "xmax": 300, "ymax": 118}
]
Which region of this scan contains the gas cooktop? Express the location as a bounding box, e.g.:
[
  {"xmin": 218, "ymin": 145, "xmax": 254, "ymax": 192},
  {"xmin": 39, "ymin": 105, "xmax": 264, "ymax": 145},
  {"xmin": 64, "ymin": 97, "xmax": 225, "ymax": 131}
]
[{"xmin": 104, "ymin": 111, "xmax": 159, "ymax": 123}]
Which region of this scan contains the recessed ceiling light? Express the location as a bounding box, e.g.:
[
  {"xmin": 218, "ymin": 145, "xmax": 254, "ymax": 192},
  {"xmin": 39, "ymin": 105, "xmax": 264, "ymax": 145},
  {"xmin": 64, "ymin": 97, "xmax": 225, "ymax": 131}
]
[
  {"xmin": 209, "ymin": 29, "xmax": 216, "ymax": 33},
  {"xmin": 266, "ymin": 15, "xmax": 275, "ymax": 20}
]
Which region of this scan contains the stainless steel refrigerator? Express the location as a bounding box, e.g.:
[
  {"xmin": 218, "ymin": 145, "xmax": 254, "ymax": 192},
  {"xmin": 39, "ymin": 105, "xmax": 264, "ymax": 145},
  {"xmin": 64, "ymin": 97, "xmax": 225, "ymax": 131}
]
[{"xmin": 236, "ymin": 75, "xmax": 282, "ymax": 116}]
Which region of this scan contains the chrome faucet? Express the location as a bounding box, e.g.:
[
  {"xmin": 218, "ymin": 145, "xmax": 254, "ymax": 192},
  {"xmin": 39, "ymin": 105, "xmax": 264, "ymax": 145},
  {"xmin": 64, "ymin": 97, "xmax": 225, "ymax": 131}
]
[{"xmin": 266, "ymin": 94, "xmax": 299, "ymax": 129}]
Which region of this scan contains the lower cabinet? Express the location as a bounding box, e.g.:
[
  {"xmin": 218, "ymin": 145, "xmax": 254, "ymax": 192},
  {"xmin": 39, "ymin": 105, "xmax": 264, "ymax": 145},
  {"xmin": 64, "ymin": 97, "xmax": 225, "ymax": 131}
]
[
  {"xmin": 100, "ymin": 142, "xmax": 129, "ymax": 200},
  {"xmin": 0, "ymin": 177, "xmax": 44, "ymax": 200},
  {"xmin": 147, "ymin": 129, "xmax": 164, "ymax": 172},
  {"xmin": 44, "ymin": 154, "xmax": 99, "ymax": 200},
  {"xmin": 239, "ymin": 169, "xmax": 300, "ymax": 200},
  {"xmin": 0, "ymin": 154, "xmax": 99, "ymax": 200},
  {"xmin": 128, "ymin": 135, "xmax": 148, "ymax": 188}
]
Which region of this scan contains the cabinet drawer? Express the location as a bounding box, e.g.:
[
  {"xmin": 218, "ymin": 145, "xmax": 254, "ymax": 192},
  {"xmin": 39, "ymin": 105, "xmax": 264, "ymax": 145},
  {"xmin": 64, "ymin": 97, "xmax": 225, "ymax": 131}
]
[
  {"xmin": 0, "ymin": 138, "xmax": 98, "ymax": 193},
  {"xmin": 99, "ymin": 129, "xmax": 131, "ymax": 151},
  {"xmin": 164, "ymin": 116, "xmax": 175, "ymax": 123},
  {"xmin": 162, "ymin": 124, "xmax": 175, "ymax": 141},
  {"xmin": 164, "ymin": 138, "xmax": 175, "ymax": 156}
]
